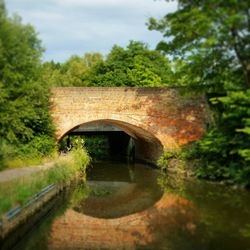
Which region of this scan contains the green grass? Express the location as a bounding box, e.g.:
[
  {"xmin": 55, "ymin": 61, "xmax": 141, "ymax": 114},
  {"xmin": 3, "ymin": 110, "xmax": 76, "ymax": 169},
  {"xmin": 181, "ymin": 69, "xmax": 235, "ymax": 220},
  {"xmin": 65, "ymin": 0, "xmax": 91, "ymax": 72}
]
[
  {"xmin": 2, "ymin": 154, "xmax": 55, "ymax": 170},
  {"xmin": 0, "ymin": 148, "xmax": 90, "ymax": 216}
]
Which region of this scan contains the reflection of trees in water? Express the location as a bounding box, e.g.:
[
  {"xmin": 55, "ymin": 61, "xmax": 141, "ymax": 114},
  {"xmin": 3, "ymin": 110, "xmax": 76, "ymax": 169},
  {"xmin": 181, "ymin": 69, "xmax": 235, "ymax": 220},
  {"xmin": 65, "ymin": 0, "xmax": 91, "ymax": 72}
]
[
  {"xmin": 68, "ymin": 182, "xmax": 90, "ymax": 208},
  {"xmin": 156, "ymin": 172, "xmax": 250, "ymax": 250},
  {"xmin": 135, "ymin": 194, "xmax": 208, "ymax": 250},
  {"xmin": 157, "ymin": 172, "xmax": 188, "ymax": 196}
]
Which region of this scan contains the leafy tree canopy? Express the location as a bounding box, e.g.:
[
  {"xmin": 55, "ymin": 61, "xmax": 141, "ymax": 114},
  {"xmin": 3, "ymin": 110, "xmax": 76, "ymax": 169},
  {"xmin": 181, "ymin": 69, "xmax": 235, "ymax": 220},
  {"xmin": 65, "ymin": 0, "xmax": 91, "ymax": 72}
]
[
  {"xmin": 148, "ymin": 0, "xmax": 250, "ymax": 92},
  {"xmin": 88, "ymin": 41, "xmax": 173, "ymax": 87},
  {"xmin": 0, "ymin": 0, "xmax": 55, "ymax": 166},
  {"xmin": 41, "ymin": 41, "xmax": 173, "ymax": 88},
  {"xmin": 148, "ymin": 0, "xmax": 250, "ymax": 186},
  {"xmin": 40, "ymin": 53, "xmax": 103, "ymax": 87}
]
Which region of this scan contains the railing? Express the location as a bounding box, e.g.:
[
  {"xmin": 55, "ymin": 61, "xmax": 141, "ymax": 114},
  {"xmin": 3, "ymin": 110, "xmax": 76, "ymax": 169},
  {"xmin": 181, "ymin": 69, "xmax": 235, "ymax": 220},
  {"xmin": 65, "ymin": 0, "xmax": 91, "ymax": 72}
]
[{"xmin": 0, "ymin": 184, "xmax": 56, "ymax": 229}]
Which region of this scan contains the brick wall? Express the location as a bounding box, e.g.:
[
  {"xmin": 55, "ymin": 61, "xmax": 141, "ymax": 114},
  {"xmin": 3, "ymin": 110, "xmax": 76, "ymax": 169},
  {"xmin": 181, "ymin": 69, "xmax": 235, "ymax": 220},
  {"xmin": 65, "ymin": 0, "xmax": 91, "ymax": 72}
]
[{"xmin": 50, "ymin": 87, "xmax": 209, "ymax": 163}]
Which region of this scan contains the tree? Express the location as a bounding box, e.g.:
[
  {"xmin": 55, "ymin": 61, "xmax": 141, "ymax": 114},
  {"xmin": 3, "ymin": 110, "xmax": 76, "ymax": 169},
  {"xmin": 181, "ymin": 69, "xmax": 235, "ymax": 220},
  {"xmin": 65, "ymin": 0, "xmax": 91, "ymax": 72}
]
[
  {"xmin": 0, "ymin": 1, "xmax": 55, "ymax": 166},
  {"xmin": 148, "ymin": 0, "xmax": 250, "ymax": 185},
  {"xmin": 148, "ymin": 0, "xmax": 250, "ymax": 92},
  {"xmin": 40, "ymin": 53, "xmax": 103, "ymax": 87},
  {"xmin": 88, "ymin": 41, "xmax": 173, "ymax": 87}
]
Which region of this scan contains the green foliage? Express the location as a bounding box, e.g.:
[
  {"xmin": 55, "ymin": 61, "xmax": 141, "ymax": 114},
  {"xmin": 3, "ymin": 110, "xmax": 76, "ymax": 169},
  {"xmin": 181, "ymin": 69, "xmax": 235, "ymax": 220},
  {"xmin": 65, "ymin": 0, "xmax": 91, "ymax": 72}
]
[
  {"xmin": 59, "ymin": 135, "xmax": 109, "ymax": 160},
  {"xmin": 187, "ymin": 90, "xmax": 250, "ymax": 185},
  {"xmin": 150, "ymin": 0, "xmax": 250, "ymax": 186},
  {"xmin": 0, "ymin": 147, "xmax": 90, "ymax": 215},
  {"xmin": 84, "ymin": 135, "xmax": 109, "ymax": 160},
  {"xmin": 90, "ymin": 187, "xmax": 112, "ymax": 197},
  {"xmin": 69, "ymin": 183, "xmax": 90, "ymax": 207},
  {"xmin": 15, "ymin": 135, "xmax": 56, "ymax": 157},
  {"xmin": 157, "ymin": 149, "xmax": 181, "ymax": 171},
  {"xmin": 0, "ymin": 15, "xmax": 44, "ymax": 142},
  {"xmin": 0, "ymin": 1, "xmax": 55, "ymax": 168},
  {"xmin": 240, "ymin": 224, "xmax": 250, "ymax": 238},
  {"xmin": 0, "ymin": 135, "xmax": 56, "ymax": 170},
  {"xmin": 148, "ymin": 0, "xmax": 250, "ymax": 92},
  {"xmin": 44, "ymin": 40, "xmax": 171, "ymax": 88},
  {"xmin": 40, "ymin": 53, "xmax": 103, "ymax": 87},
  {"xmin": 88, "ymin": 41, "xmax": 173, "ymax": 87}
]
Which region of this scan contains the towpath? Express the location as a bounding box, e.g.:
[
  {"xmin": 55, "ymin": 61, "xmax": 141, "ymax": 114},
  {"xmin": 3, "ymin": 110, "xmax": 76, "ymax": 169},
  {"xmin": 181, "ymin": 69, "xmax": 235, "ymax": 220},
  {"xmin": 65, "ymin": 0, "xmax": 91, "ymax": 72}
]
[{"xmin": 0, "ymin": 161, "xmax": 55, "ymax": 183}]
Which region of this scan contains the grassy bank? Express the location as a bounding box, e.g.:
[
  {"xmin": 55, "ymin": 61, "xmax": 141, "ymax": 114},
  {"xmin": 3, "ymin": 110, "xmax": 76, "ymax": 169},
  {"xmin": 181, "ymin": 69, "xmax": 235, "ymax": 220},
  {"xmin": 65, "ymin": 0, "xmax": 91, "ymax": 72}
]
[
  {"xmin": 0, "ymin": 148, "xmax": 90, "ymax": 216},
  {"xmin": 2, "ymin": 154, "xmax": 55, "ymax": 170}
]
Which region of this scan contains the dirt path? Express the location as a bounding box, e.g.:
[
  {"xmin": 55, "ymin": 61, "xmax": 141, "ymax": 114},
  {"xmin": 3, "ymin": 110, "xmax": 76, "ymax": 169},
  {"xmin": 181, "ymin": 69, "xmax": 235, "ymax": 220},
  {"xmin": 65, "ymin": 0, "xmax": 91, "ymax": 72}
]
[{"xmin": 0, "ymin": 161, "xmax": 55, "ymax": 183}]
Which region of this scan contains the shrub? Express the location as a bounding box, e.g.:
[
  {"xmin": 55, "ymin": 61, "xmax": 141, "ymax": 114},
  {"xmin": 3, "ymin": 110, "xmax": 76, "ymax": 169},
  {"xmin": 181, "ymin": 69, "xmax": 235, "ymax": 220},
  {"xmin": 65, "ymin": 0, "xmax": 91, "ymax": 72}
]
[{"xmin": 157, "ymin": 149, "xmax": 181, "ymax": 171}]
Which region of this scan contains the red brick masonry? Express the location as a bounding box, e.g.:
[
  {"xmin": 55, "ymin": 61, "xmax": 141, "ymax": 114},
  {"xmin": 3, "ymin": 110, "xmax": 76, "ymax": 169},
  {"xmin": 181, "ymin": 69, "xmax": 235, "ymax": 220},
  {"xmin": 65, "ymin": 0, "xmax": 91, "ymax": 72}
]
[{"xmin": 50, "ymin": 87, "xmax": 209, "ymax": 162}]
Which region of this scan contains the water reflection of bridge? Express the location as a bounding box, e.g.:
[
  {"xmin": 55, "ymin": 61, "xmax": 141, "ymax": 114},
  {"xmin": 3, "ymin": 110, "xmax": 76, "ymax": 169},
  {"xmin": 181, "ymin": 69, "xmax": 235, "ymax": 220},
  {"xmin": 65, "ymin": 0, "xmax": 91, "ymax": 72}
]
[{"xmin": 48, "ymin": 194, "xmax": 198, "ymax": 250}]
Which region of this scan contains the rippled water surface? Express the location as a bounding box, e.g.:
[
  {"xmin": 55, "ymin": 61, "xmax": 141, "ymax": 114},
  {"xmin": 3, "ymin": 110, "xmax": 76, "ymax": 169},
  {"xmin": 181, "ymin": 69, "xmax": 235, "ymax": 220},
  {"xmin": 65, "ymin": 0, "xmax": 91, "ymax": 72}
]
[{"xmin": 4, "ymin": 161, "xmax": 250, "ymax": 250}]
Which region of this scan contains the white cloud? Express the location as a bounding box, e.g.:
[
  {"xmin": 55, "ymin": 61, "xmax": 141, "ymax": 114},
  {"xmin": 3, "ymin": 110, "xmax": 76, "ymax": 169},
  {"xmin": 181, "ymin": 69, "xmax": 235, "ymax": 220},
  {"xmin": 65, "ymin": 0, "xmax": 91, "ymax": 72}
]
[
  {"xmin": 6, "ymin": 0, "xmax": 177, "ymax": 62},
  {"xmin": 53, "ymin": 0, "xmax": 173, "ymax": 10}
]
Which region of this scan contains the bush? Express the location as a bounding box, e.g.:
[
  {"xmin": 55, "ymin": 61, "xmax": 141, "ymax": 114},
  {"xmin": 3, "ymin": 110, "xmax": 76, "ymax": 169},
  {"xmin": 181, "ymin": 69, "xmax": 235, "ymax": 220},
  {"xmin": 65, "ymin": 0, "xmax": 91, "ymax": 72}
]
[
  {"xmin": 157, "ymin": 149, "xmax": 181, "ymax": 171},
  {"xmin": 1, "ymin": 135, "xmax": 57, "ymax": 169},
  {"xmin": 181, "ymin": 124, "xmax": 250, "ymax": 186},
  {"xmin": 17, "ymin": 135, "xmax": 56, "ymax": 157},
  {"xmin": 59, "ymin": 135, "xmax": 109, "ymax": 160}
]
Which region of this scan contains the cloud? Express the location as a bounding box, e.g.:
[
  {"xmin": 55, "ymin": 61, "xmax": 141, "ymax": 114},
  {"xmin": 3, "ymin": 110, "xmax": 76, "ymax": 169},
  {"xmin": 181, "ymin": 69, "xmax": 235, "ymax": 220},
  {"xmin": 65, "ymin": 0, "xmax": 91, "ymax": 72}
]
[
  {"xmin": 53, "ymin": 0, "xmax": 175, "ymax": 11},
  {"xmin": 6, "ymin": 0, "xmax": 177, "ymax": 62}
]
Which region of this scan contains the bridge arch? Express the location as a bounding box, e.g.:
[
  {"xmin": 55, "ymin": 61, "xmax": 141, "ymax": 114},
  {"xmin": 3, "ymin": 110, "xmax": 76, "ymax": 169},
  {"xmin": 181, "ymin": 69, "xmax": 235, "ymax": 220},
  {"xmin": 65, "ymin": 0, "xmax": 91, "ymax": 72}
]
[
  {"xmin": 59, "ymin": 119, "xmax": 164, "ymax": 163},
  {"xmin": 50, "ymin": 87, "xmax": 208, "ymax": 163}
]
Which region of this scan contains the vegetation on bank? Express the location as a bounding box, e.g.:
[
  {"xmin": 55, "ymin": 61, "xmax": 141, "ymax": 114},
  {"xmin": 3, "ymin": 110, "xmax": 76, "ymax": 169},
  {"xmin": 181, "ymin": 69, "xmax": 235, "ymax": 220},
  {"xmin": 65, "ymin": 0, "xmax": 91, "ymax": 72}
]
[
  {"xmin": 151, "ymin": 0, "xmax": 250, "ymax": 187},
  {"xmin": 157, "ymin": 149, "xmax": 190, "ymax": 179},
  {"xmin": 1, "ymin": 135, "xmax": 57, "ymax": 170},
  {"xmin": 0, "ymin": 148, "xmax": 90, "ymax": 216},
  {"xmin": 158, "ymin": 145, "xmax": 250, "ymax": 188},
  {"xmin": 59, "ymin": 135, "xmax": 110, "ymax": 161}
]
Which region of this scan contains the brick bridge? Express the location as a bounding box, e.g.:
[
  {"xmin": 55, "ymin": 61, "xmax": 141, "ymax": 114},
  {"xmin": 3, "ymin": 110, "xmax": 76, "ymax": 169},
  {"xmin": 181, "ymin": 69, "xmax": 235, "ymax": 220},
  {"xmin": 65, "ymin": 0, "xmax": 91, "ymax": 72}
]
[{"xmin": 50, "ymin": 87, "xmax": 208, "ymax": 163}]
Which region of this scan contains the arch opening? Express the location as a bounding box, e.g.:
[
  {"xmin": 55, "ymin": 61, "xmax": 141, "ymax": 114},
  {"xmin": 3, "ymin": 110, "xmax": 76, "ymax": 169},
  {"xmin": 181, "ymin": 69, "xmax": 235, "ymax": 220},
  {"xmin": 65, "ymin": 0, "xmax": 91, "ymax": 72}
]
[{"xmin": 58, "ymin": 119, "xmax": 163, "ymax": 165}]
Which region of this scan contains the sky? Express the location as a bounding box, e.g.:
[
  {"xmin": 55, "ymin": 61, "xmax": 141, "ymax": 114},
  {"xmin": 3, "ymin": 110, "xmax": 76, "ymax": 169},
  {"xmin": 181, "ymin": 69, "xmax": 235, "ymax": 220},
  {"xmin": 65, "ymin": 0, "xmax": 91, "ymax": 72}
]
[{"xmin": 6, "ymin": 0, "xmax": 177, "ymax": 62}]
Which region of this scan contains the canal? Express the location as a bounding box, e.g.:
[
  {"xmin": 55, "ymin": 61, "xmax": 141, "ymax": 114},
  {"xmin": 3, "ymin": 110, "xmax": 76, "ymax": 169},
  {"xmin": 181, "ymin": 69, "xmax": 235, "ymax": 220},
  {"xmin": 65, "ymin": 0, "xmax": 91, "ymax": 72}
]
[{"xmin": 2, "ymin": 160, "xmax": 250, "ymax": 250}]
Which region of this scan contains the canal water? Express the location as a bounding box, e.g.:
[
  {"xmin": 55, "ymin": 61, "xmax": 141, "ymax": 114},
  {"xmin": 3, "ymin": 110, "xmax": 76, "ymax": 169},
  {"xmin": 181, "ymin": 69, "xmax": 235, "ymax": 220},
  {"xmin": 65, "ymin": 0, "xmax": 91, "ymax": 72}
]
[{"xmin": 4, "ymin": 161, "xmax": 250, "ymax": 250}]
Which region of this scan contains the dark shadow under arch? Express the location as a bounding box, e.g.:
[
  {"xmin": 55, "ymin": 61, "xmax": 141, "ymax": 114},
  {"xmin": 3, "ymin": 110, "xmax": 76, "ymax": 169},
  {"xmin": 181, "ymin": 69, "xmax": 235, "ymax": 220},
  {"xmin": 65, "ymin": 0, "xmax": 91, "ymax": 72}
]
[{"xmin": 59, "ymin": 119, "xmax": 164, "ymax": 164}]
